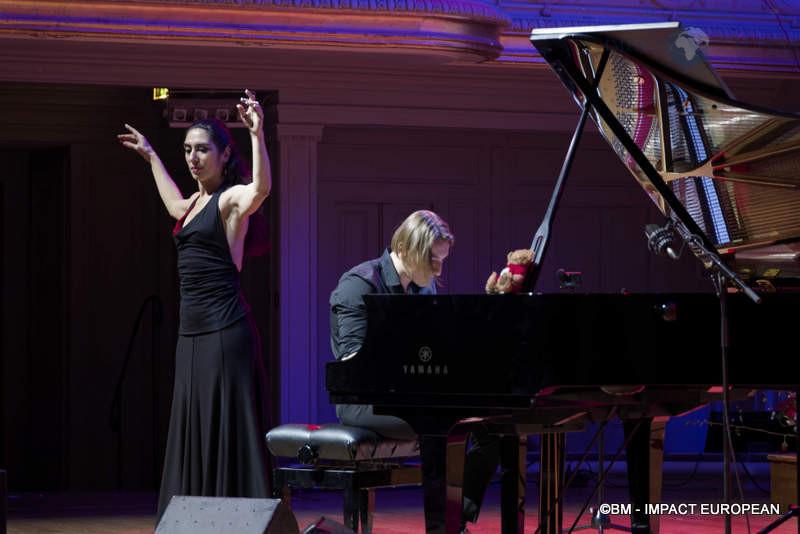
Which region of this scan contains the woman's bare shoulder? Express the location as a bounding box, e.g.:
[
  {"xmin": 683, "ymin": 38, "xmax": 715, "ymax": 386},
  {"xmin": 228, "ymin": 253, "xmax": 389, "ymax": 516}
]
[{"xmin": 170, "ymin": 191, "xmax": 201, "ymax": 219}]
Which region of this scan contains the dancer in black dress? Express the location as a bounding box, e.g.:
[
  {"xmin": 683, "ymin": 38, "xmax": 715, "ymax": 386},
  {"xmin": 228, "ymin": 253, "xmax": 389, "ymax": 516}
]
[{"xmin": 118, "ymin": 90, "xmax": 271, "ymax": 520}]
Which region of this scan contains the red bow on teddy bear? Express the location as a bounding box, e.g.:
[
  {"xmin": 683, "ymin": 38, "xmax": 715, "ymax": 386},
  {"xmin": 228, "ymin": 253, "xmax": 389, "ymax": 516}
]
[{"xmin": 485, "ymin": 249, "xmax": 534, "ymax": 294}]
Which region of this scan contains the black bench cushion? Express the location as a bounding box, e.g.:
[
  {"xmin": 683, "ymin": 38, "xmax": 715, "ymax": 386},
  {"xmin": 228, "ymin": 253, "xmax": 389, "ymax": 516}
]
[{"xmin": 266, "ymin": 424, "xmax": 419, "ymax": 462}]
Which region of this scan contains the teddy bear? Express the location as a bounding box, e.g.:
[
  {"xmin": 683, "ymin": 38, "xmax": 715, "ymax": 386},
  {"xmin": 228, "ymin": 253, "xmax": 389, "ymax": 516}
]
[{"xmin": 485, "ymin": 249, "xmax": 534, "ymax": 294}]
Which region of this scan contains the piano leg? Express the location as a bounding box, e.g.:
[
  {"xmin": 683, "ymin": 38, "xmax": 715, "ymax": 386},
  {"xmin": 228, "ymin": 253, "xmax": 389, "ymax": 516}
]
[
  {"xmin": 648, "ymin": 417, "xmax": 667, "ymax": 534},
  {"xmin": 539, "ymin": 432, "xmax": 566, "ymax": 534},
  {"xmin": 623, "ymin": 417, "xmax": 667, "ymax": 534},
  {"xmin": 499, "ymin": 434, "xmax": 526, "ymax": 534},
  {"xmin": 447, "ymin": 433, "xmax": 468, "ymax": 534},
  {"xmin": 462, "ymin": 423, "xmax": 501, "ymax": 526},
  {"xmin": 419, "ymin": 432, "xmax": 468, "ymax": 534}
]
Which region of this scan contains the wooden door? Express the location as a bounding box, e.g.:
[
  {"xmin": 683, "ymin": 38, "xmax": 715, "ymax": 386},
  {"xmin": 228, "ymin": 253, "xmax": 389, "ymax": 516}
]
[{"xmin": 0, "ymin": 146, "xmax": 68, "ymax": 490}]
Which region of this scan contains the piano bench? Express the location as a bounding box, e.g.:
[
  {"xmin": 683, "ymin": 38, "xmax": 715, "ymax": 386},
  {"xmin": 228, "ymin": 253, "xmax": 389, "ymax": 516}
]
[{"xmin": 265, "ymin": 424, "xmax": 420, "ymax": 533}]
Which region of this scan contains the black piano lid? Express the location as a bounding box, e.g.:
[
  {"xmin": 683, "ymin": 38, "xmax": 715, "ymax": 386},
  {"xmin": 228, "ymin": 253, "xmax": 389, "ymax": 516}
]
[
  {"xmin": 530, "ymin": 22, "xmax": 732, "ymax": 100},
  {"xmin": 530, "ymin": 22, "xmax": 800, "ymax": 281}
]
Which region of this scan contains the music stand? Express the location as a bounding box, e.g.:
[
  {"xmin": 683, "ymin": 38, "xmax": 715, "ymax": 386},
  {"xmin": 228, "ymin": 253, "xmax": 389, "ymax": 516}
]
[{"xmin": 528, "ymin": 21, "xmax": 788, "ymax": 534}]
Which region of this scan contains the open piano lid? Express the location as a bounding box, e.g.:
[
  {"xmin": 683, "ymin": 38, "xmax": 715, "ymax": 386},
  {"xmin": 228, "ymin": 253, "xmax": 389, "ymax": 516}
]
[{"xmin": 531, "ymin": 22, "xmax": 800, "ymax": 283}]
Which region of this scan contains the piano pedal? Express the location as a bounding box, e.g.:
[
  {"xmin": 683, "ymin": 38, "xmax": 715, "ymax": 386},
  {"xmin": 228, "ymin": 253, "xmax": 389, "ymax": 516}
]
[
  {"xmin": 601, "ymin": 385, "xmax": 645, "ymax": 395},
  {"xmin": 566, "ymin": 506, "xmax": 634, "ymax": 532}
]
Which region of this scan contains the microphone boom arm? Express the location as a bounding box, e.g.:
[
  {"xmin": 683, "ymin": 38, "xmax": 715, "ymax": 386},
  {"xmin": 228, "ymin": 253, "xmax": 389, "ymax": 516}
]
[{"xmin": 671, "ymin": 218, "xmax": 761, "ymax": 304}]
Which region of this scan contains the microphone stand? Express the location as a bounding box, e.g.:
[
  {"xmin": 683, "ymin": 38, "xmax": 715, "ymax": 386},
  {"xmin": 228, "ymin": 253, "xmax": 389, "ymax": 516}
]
[
  {"xmin": 569, "ymin": 427, "xmax": 632, "ymax": 533},
  {"xmin": 668, "ymin": 219, "xmax": 761, "ymax": 534}
]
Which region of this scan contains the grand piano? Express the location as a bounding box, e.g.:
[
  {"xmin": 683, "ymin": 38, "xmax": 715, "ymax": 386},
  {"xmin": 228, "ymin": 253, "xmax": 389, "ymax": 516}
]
[{"xmin": 327, "ymin": 22, "xmax": 800, "ymax": 534}]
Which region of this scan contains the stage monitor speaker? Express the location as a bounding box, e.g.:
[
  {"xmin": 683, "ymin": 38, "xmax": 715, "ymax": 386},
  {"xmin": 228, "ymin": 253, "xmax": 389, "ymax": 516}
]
[
  {"xmin": 155, "ymin": 496, "xmax": 299, "ymax": 534},
  {"xmin": 300, "ymin": 516, "xmax": 355, "ymax": 534}
]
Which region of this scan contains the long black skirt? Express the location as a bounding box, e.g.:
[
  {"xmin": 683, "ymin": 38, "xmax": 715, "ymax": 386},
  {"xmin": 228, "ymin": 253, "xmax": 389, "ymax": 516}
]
[{"xmin": 157, "ymin": 315, "xmax": 270, "ymax": 521}]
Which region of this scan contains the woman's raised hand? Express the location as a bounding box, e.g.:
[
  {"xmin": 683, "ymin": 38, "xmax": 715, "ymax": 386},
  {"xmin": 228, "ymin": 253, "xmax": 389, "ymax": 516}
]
[
  {"xmin": 118, "ymin": 124, "xmax": 155, "ymax": 162},
  {"xmin": 236, "ymin": 89, "xmax": 263, "ymax": 134}
]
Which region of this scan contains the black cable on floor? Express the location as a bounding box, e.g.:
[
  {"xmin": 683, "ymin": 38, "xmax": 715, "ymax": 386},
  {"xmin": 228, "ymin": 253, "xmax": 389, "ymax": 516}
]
[
  {"xmin": 739, "ymin": 462, "xmax": 771, "ymax": 495},
  {"xmin": 663, "ymin": 461, "xmax": 701, "ymax": 488}
]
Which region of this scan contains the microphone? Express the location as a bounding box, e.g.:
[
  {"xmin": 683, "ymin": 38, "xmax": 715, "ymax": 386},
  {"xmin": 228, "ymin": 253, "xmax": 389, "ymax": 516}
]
[{"xmin": 644, "ymin": 223, "xmax": 680, "ymax": 260}]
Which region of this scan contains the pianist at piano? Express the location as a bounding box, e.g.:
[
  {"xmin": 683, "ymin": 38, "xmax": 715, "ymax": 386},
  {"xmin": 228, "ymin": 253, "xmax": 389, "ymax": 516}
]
[
  {"xmin": 329, "ymin": 209, "xmax": 502, "ymax": 531},
  {"xmin": 329, "ymin": 209, "xmax": 454, "ymax": 440}
]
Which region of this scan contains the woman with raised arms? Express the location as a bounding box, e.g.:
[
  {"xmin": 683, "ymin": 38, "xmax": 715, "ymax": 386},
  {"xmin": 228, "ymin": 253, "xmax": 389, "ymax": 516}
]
[{"xmin": 119, "ymin": 89, "xmax": 272, "ymax": 520}]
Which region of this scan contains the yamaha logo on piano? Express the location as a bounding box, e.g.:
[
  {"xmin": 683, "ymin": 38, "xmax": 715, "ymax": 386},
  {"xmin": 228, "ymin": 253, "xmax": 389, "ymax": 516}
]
[
  {"xmin": 402, "ymin": 346, "xmax": 448, "ymax": 376},
  {"xmin": 418, "ymin": 346, "xmax": 432, "ymax": 362}
]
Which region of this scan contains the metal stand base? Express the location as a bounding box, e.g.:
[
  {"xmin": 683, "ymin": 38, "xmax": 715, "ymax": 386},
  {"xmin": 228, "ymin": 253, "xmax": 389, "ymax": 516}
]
[
  {"xmin": 570, "ymin": 506, "xmax": 631, "ymax": 533},
  {"xmin": 564, "ymin": 427, "xmax": 631, "ymax": 533},
  {"xmin": 757, "ymin": 505, "xmax": 798, "ymax": 534}
]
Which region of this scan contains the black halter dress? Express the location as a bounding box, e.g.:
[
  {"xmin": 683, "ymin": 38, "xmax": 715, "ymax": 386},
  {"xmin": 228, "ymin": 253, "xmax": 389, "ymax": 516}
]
[{"xmin": 156, "ymin": 187, "xmax": 269, "ymax": 520}]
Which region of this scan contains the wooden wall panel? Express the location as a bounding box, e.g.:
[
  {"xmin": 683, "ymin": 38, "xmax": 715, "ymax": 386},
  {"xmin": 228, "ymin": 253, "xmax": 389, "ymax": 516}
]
[
  {"xmin": 446, "ymin": 199, "xmax": 488, "ymax": 294},
  {"xmin": 600, "ymin": 205, "xmax": 653, "ymax": 293},
  {"xmin": 320, "ymin": 144, "xmax": 481, "ymax": 185}
]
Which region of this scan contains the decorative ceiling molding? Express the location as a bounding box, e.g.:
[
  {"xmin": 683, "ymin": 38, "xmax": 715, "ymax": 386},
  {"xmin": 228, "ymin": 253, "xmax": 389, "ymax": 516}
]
[
  {"xmin": 0, "ymin": 0, "xmax": 510, "ymax": 63},
  {"xmin": 0, "ymin": 0, "xmax": 797, "ymax": 74},
  {"xmin": 141, "ymin": 0, "xmax": 512, "ymax": 25}
]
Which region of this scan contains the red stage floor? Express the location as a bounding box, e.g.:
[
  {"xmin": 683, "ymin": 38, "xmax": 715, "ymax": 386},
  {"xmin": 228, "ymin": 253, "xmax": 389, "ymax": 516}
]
[{"xmin": 6, "ymin": 461, "xmax": 795, "ymax": 533}]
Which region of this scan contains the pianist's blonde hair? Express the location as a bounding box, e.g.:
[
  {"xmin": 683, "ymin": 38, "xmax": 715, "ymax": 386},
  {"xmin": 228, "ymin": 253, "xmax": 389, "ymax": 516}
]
[{"xmin": 391, "ymin": 210, "xmax": 454, "ymax": 282}]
